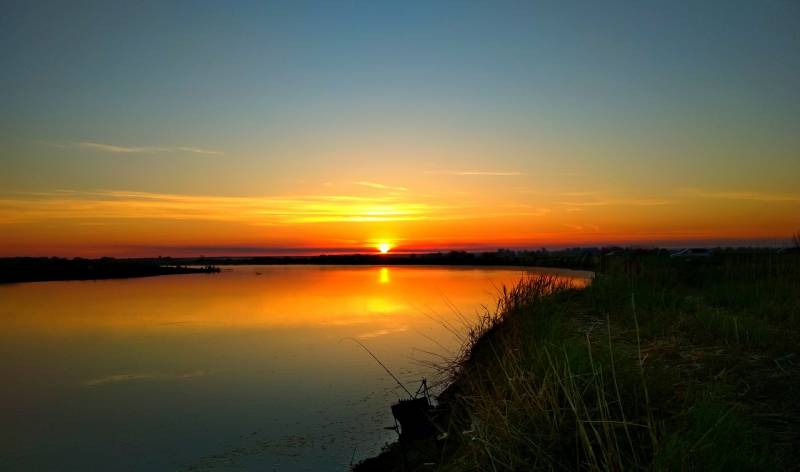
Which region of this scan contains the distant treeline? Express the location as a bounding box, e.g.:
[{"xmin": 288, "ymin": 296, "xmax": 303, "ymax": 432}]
[
  {"xmin": 142, "ymin": 246, "xmax": 799, "ymax": 272},
  {"xmin": 141, "ymin": 249, "xmax": 599, "ymax": 270},
  {"xmin": 0, "ymin": 257, "xmax": 220, "ymax": 284},
  {"xmin": 4, "ymin": 247, "xmax": 796, "ymax": 284}
]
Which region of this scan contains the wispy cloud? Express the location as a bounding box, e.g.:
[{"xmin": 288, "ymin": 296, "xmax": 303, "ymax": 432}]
[
  {"xmin": 513, "ymin": 189, "xmax": 671, "ymax": 208},
  {"xmin": 678, "ymin": 188, "xmax": 800, "ymax": 203},
  {"xmin": 516, "ymin": 189, "xmax": 599, "ymax": 197},
  {"xmin": 71, "ymin": 141, "xmax": 224, "ymax": 156},
  {"xmin": 494, "ymin": 204, "xmax": 552, "ymax": 217},
  {"xmin": 562, "ymin": 223, "xmax": 600, "ymax": 232},
  {"xmin": 0, "ymin": 189, "xmax": 559, "ymax": 226},
  {"xmin": 77, "ymin": 142, "xmax": 147, "ymax": 154},
  {"xmin": 426, "ymin": 170, "xmax": 523, "ymax": 176},
  {"xmin": 357, "ymin": 326, "xmax": 408, "ymax": 339},
  {"xmin": 557, "ymin": 198, "xmax": 671, "ymax": 207},
  {"xmin": 0, "ymin": 189, "xmax": 438, "ymax": 225},
  {"xmin": 171, "ymin": 146, "xmax": 224, "ymax": 156},
  {"xmin": 353, "ymin": 181, "xmax": 408, "ymax": 192}
]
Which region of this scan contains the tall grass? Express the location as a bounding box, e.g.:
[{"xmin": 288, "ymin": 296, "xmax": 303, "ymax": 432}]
[
  {"xmin": 434, "ymin": 275, "xmax": 657, "ymax": 471},
  {"xmin": 434, "ymin": 254, "xmax": 798, "ymax": 470},
  {"xmin": 355, "ymin": 253, "xmax": 800, "ymax": 471}
]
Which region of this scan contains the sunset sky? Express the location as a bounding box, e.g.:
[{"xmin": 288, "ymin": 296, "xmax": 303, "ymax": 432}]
[{"xmin": 2, "ymin": 1, "xmax": 798, "ymax": 256}]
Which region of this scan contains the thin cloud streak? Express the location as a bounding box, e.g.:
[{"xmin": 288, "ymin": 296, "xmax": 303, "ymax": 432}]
[
  {"xmin": 426, "ymin": 170, "xmax": 523, "ymax": 176},
  {"xmin": 0, "ymin": 190, "xmax": 436, "ymax": 224},
  {"xmin": 353, "ymin": 181, "xmax": 409, "ymax": 192},
  {"xmin": 517, "ymin": 189, "xmax": 600, "ymax": 197},
  {"xmin": 678, "ymin": 188, "xmax": 800, "ymax": 203},
  {"xmin": 0, "ymin": 189, "xmax": 558, "ymax": 226},
  {"xmin": 556, "ymin": 198, "xmax": 671, "ymax": 207},
  {"xmin": 74, "ymin": 141, "xmax": 224, "ymax": 156}
]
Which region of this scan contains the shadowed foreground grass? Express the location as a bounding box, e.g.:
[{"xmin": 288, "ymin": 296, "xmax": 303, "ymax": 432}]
[{"xmin": 355, "ymin": 253, "xmax": 800, "ymax": 471}]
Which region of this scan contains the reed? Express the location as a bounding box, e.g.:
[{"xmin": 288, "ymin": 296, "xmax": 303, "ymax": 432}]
[
  {"xmin": 434, "ymin": 275, "xmax": 657, "ymax": 471},
  {"xmin": 356, "ymin": 251, "xmax": 800, "ymax": 470}
]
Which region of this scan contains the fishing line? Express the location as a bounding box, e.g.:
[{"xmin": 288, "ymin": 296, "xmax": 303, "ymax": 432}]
[{"xmin": 342, "ymin": 337, "xmax": 414, "ymax": 399}]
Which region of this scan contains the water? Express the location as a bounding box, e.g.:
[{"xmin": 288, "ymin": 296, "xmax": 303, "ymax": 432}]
[{"xmin": 0, "ymin": 265, "xmax": 590, "ymax": 471}]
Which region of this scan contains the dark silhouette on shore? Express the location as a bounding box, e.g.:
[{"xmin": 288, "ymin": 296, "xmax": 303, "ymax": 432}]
[
  {"xmin": 141, "ymin": 246, "xmax": 797, "ymax": 271},
  {"xmin": 141, "ymin": 248, "xmax": 599, "ymax": 270},
  {"xmin": 0, "ymin": 257, "xmax": 220, "ymax": 284}
]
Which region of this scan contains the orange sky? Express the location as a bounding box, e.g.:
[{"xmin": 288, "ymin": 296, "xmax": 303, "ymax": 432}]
[
  {"xmin": 1, "ymin": 2, "xmax": 798, "ymax": 256},
  {"xmin": 1, "ymin": 184, "xmax": 797, "ymax": 256}
]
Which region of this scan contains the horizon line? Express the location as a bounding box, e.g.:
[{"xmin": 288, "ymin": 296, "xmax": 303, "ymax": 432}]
[{"xmin": 2, "ymin": 237, "xmax": 796, "ymax": 260}]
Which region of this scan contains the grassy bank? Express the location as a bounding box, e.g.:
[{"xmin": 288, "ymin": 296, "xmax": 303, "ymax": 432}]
[{"xmin": 355, "ymin": 253, "xmax": 800, "ymax": 471}]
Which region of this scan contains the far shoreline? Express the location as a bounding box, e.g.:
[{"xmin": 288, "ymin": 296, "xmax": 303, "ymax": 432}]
[
  {"xmin": 0, "ymin": 257, "xmax": 220, "ymax": 284},
  {"xmin": 0, "ymin": 249, "xmax": 598, "ymax": 284},
  {"xmin": 2, "ymin": 246, "xmax": 790, "ymax": 284}
]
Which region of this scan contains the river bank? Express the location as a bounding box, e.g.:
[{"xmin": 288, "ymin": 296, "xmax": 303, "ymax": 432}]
[{"xmin": 355, "ymin": 252, "xmax": 800, "ymax": 470}]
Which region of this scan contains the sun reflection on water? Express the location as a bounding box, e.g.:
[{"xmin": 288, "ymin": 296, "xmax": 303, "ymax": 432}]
[{"xmin": 379, "ymin": 267, "xmax": 390, "ymax": 284}]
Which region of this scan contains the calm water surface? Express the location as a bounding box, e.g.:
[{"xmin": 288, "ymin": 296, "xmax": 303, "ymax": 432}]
[{"xmin": 0, "ymin": 265, "xmax": 590, "ymax": 471}]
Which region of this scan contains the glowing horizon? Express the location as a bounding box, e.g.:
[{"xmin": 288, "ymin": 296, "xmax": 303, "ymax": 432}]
[{"xmin": 0, "ymin": 185, "xmax": 796, "ymax": 257}]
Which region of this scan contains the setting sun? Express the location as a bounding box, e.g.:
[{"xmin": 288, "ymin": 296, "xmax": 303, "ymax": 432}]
[{"xmin": 377, "ymin": 243, "xmax": 392, "ymax": 254}]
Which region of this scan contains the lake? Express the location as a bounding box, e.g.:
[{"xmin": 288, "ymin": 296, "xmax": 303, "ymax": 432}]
[{"xmin": 0, "ymin": 265, "xmax": 590, "ymax": 471}]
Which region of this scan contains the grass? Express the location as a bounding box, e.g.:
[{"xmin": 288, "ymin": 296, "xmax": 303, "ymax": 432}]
[{"xmin": 355, "ymin": 251, "xmax": 800, "ymax": 471}]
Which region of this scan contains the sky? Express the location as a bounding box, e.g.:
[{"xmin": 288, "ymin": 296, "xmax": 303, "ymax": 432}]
[{"xmin": 1, "ymin": 0, "xmax": 799, "ymax": 256}]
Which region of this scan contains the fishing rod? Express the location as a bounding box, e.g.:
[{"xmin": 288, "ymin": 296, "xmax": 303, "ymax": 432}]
[{"xmin": 343, "ymin": 337, "xmax": 414, "ymax": 399}]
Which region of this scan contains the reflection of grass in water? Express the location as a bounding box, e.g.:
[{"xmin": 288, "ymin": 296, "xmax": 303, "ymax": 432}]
[{"xmin": 357, "ymin": 252, "xmax": 800, "ymax": 470}]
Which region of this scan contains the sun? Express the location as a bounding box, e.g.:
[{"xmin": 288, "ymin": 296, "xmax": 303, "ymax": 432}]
[{"xmin": 377, "ymin": 243, "xmax": 392, "ymax": 254}]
